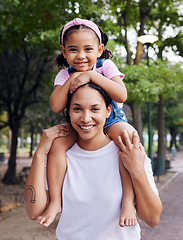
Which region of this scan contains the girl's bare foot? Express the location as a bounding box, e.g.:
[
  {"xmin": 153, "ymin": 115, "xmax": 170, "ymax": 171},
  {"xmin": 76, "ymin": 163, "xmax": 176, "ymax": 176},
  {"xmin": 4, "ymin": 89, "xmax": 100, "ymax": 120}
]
[
  {"xmin": 37, "ymin": 201, "xmax": 61, "ymax": 228},
  {"xmin": 119, "ymin": 203, "xmax": 137, "ymax": 227}
]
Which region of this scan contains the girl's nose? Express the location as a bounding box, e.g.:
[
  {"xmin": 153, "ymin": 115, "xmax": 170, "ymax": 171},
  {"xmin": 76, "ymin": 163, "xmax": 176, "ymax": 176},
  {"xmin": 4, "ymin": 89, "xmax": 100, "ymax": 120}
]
[
  {"xmin": 77, "ymin": 50, "xmax": 85, "ymax": 59},
  {"xmin": 81, "ymin": 111, "xmax": 91, "ymax": 123}
]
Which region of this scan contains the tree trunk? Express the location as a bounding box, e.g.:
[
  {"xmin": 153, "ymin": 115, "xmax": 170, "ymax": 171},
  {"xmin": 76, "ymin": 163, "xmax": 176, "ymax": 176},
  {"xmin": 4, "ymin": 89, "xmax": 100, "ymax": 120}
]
[
  {"xmin": 29, "ymin": 125, "xmax": 34, "ymax": 157},
  {"xmin": 134, "ymin": 42, "xmax": 144, "ymax": 65},
  {"xmin": 125, "ymin": 31, "xmax": 132, "ymax": 65},
  {"xmin": 131, "ymin": 104, "xmax": 144, "ymax": 144},
  {"xmin": 157, "ymin": 94, "xmax": 165, "ymax": 172},
  {"xmin": 2, "ymin": 125, "xmax": 19, "ymax": 184},
  {"xmin": 180, "ymin": 133, "xmax": 183, "ymax": 148}
]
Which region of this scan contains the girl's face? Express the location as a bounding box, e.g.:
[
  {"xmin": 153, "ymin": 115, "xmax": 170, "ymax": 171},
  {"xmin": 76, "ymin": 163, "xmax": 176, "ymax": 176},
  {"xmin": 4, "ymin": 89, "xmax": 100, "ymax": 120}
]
[
  {"xmin": 61, "ymin": 29, "xmax": 104, "ymax": 72},
  {"xmin": 69, "ymin": 86, "xmax": 111, "ymax": 145}
]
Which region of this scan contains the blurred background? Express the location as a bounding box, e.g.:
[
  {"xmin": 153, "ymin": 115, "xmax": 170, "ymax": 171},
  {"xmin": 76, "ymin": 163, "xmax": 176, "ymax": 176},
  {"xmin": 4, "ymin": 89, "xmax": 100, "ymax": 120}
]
[{"xmin": 0, "ymin": 0, "xmax": 183, "ymax": 239}]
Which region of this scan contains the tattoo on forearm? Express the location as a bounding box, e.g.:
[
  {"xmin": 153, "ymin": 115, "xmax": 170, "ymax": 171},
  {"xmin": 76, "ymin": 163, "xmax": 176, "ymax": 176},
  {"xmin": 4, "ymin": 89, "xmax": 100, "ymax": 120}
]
[{"xmin": 24, "ymin": 185, "xmax": 36, "ymax": 203}]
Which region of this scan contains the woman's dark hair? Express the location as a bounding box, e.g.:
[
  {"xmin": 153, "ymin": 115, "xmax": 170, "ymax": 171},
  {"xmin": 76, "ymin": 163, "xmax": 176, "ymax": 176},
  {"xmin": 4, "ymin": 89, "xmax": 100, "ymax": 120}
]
[
  {"xmin": 65, "ymin": 82, "xmax": 112, "ymax": 123},
  {"xmin": 56, "ymin": 24, "xmax": 113, "ymax": 70}
]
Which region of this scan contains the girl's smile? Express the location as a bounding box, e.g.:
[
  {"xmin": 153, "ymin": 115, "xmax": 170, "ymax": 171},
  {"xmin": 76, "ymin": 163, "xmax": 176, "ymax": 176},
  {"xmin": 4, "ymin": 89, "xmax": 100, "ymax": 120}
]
[{"xmin": 61, "ymin": 29, "xmax": 104, "ymax": 72}]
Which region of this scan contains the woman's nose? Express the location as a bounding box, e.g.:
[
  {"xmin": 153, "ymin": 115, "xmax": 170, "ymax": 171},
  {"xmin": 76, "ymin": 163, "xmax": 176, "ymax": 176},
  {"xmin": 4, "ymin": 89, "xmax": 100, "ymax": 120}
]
[{"xmin": 81, "ymin": 111, "xmax": 91, "ymax": 122}]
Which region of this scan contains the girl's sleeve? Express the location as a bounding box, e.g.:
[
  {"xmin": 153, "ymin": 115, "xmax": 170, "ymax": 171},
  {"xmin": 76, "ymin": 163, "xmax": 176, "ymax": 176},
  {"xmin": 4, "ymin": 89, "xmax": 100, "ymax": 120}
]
[
  {"xmin": 101, "ymin": 59, "xmax": 125, "ymax": 80},
  {"xmin": 54, "ymin": 69, "xmax": 70, "ymax": 86}
]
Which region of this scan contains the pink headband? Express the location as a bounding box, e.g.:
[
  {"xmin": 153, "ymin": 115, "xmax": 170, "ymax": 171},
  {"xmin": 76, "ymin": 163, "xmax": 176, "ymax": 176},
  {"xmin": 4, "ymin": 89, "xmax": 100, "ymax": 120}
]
[{"xmin": 61, "ymin": 18, "xmax": 102, "ymax": 44}]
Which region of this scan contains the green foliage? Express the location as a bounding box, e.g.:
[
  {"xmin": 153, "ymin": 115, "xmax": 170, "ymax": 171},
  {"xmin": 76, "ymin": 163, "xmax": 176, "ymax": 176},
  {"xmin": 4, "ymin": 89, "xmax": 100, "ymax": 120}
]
[
  {"xmin": 122, "ymin": 64, "xmax": 154, "ymax": 103},
  {"xmin": 0, "ymin": 0, "xmax": 80, "ymax": 51},
  {"xmin": 147, "ymin": 0, "xmax": 183, "ymax": 58},
  {"xmin": 0, "ymin": 1, "xmax": 182, "ymax": 128},
  {"xmin": 0, "ymin": 0, "xmax": 182, "ymax": 131},
  {"xmin": 118, "ymin": 60, "xmax": 183, "ymax": 105},
  {"xmin": 165, "ymin": 93, "xmax": 183, "ymax": 133}
]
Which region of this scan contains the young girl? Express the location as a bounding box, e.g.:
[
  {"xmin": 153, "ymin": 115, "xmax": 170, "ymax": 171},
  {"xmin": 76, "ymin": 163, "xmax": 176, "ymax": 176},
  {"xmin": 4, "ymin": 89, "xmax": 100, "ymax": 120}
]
[{"xmin": 37, "ymin": 18, "xmax": 137, "ymax": 228}]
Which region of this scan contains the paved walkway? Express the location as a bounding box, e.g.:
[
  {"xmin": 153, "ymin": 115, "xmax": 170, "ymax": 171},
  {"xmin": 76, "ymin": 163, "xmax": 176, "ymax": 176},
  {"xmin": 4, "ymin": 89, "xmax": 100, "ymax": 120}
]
[{"xmin": 140, "ymin": 152, "xmax": 183, "ymax": 240}]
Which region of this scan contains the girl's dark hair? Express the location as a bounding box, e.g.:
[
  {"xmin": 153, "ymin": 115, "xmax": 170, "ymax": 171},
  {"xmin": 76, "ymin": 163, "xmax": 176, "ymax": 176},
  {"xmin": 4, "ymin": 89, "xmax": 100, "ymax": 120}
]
[
  {"xmin": 56, "ymin": 24, "xmax": 113, "ymax": 70},
  {"xmin": 65, "ymin": 82, "xmax": 112, "ymax": 123}
]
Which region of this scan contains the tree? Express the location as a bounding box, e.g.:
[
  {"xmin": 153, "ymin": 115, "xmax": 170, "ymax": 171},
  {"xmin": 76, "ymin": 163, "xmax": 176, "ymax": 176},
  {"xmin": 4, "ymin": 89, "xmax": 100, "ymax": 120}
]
[
  {"xmin": 165, "ymin": 97, "xmax": 183, "ymax": 148},
  {"xmin": 164, "ymin": 64, "xmax": 183, "ymax": 149},
  {"xmin": 0, "ymin": 0, "xmax": 112, "ymax": 183},
  {"xmin": 148, "ymin": 0, "xmax": 183, "ymax": 165},
  {"xmin": 108, "ymin": 0, "xmax": 183, "ymax": 167},
  {"xmin": 24, "ymin": 103, "xmax": 59, "ymax": 157},
  {"xmin": 0, "ymin": 0, "xmax": 81, "ymax": 183},
  {"xmin": 120, "ymin": 60, "xmax": 183, "ymax": 165},
  {"xmin": 0, "ymin": 45, "xmax": 53, "ymax": 183},
  {"xmin": 1, "ymin": 0, "xmax": 182, "ymax": 183}
]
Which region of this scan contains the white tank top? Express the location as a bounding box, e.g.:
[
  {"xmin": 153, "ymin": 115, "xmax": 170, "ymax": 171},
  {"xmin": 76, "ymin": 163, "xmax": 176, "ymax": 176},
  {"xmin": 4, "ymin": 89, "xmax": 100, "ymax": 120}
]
[{"xmin": 56, "ymin": 141, "xmax": 141, "ymax": 240}]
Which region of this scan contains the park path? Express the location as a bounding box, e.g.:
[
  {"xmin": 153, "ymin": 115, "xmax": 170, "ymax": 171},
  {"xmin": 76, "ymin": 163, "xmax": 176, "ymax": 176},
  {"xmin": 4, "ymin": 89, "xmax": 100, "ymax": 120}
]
[{"xmin": 140, "ymin": 152, "xmax": 183, "ymax": 240}]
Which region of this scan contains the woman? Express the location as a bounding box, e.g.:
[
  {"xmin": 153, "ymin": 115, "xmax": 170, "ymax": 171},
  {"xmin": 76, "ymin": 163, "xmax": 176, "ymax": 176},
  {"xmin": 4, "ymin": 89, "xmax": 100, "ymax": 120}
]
[{"xmin": 24, "ymin": 82, "xmax": 162, "ymax": 240}]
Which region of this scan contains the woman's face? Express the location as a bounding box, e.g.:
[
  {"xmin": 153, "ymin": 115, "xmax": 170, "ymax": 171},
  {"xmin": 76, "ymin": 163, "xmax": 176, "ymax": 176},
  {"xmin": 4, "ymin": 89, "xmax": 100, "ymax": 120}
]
[{"xmin": 69, "ymin": 86, "xmax": 111, "ymax": 142}]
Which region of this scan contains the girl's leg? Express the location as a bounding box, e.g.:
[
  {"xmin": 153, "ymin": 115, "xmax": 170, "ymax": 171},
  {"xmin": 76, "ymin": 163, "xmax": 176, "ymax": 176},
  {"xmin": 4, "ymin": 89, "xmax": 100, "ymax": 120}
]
[
  {"xmin": 105, "ymin": 121, "xmax": 137, "ymax": 227},
  {"xmin": 37, "ymin": 123, "xmax": 77, "ymax": 227}
]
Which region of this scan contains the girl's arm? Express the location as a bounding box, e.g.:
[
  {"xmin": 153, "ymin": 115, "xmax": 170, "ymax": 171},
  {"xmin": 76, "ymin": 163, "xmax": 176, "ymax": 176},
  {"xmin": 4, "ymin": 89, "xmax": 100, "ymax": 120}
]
[
  {"xmin": 24, "ymin": 125, "xmax": 68, "ymax": 219},
  {"xmin": 69, "ymin": 71, "xmax": 127, "ymax": 103},
  {"xmin": 49, "ymin": 72, "xmax": 82, "ymax": 113},
  {"xmin": 118, "ymin": 131, "xmax": 162, "ymax": 227}
]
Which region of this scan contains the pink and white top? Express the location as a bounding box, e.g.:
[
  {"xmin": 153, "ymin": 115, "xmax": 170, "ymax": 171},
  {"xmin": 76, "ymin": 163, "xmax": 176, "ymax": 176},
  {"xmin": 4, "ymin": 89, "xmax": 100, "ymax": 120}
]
[{"xmin": 54, "ymin": 59, "xmax": 125, "ymax": 108}]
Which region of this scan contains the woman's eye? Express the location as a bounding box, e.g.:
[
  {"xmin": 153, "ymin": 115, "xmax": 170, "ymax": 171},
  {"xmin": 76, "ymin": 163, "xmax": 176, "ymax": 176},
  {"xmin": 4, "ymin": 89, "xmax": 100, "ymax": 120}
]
[
  {"xmin": 69, "ymin": 48, "xmax": 77, "ymax": 52},
  {"xmin": 73, "ymin": 107, "xmax": 81, "ymax": 111}
]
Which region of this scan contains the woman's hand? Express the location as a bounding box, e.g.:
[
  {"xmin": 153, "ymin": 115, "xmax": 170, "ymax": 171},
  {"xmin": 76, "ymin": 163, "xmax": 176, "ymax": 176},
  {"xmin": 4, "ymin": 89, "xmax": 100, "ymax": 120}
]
[
  {"xmin": 35, "ymin": 124, "xmax": 69, "ymax": 156},
  {"xmin": 117, "ymin": 130, "xmax": 146, "ymax": 176},
  {"xmin": 69, "ymin": 71, "xmax": 91, "ymax": 93},
  {"xmin": 118, "ymin": 130, "xmax": 162, "ymax": 227}
]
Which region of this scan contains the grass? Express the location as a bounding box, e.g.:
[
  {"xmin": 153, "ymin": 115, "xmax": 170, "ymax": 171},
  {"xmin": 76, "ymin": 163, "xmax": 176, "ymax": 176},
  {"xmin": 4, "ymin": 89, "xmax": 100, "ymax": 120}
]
[{"xmin": 0, "ymin": 145, "xmax": 30, "ymax": 154}]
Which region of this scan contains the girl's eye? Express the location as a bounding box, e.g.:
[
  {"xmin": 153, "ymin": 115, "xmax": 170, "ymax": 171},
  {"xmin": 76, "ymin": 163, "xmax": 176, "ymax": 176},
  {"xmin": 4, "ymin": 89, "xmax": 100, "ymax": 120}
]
[
  {"xmin": 92, "ymin": 108, "xmax": 99, "ymax": 111},
  {"xmin": 85, "ymin": 47, "xmax": 93, "ymax": 52}
]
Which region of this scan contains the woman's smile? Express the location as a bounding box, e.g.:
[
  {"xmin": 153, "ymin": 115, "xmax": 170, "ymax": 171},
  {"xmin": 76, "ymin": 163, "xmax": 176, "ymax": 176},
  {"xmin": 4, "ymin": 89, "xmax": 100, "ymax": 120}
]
[
  {"xmin": 69, "ymin": 85, "xmax": 111, "ymax": 146},
  {"xmin": 79, "ymin": 125, "xmax": 95, "ymax": 131}
]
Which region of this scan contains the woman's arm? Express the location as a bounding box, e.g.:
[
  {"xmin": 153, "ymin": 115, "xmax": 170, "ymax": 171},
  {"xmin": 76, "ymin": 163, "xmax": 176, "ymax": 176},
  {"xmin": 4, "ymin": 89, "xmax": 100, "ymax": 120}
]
[
  {"xmin": 49, "ymin": 72, "xmax": 82, "ymax": 113},
  {"xmin": 118, "ymin": 130, "xmax": 162, "ymax": 227},
  {"xmin": 24, "ymin": 125, "xmax": 68, "ymax": 219},
  {"xmin": 69, "ymin": 71, "xmax": 127, "ymax": 103}
]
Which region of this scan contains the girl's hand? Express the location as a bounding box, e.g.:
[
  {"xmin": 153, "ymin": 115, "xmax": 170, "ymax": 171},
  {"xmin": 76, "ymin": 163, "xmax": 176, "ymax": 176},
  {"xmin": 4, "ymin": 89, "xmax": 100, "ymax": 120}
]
[
  {"xmin": 117, "ymin": 130, "xmax": 146, "ymax": 176},
  {"xmin": 35, "ymin": 124, "xmax": 69, "ymax": 156},
  {"xmin": 69, "ymin": 72, "xmax": 91, "ymax": 93}
]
